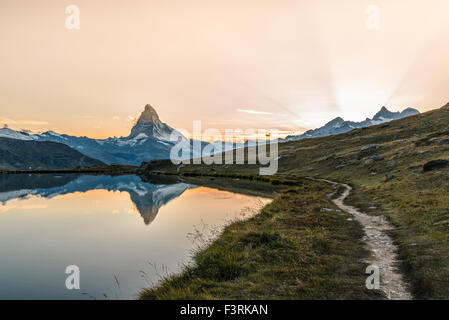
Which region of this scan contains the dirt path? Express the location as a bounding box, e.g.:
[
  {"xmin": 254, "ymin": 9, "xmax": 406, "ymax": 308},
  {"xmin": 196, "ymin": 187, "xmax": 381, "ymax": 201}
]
[{"xmin": 315, "ymin": 178, "xmax": 412, "ymax": 300}]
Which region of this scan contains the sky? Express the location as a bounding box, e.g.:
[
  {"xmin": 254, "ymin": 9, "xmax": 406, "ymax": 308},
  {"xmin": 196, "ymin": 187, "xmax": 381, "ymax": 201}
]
[{"xmin": 1, "ymin": 0, "xmax": 448, "ymax": 139}]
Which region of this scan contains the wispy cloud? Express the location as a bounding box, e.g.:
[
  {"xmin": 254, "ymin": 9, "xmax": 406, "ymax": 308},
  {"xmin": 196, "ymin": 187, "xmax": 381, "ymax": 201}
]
[
  {"xmin": 0, "ymin": 117, "xmax": 17, "ymax": 124},
  {"xmin": 237, "ymin": 109, "xmax": 273, "ymax": 115},
  {"xmin": 20, "ymin": 204, "xmax": 48, "ymax": 210},
  {"xmin": 0, "ymin": 205, "xmax": 15, "ymax": 213},
  {"xmin": 0, "ymin": 118, "xmax": 48, "ymax": 126},
  {"xmin": 21, "ymin": 120, "xmax": 49, "ymax": 125},
  {"xmin": 127, "ymin": 116, "xmax": 138, "ymax": 125}
]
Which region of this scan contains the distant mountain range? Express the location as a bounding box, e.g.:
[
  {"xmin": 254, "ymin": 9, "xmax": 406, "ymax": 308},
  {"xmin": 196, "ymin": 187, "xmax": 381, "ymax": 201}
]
[
  {"xmin": 284, "ymin": 106, "xmax": 419, "ymax": 141},
  {"xmin": 0, "ymin": 104, "xmax": 190, "ymax": 166},
  {"xmin": 0, "ymin": 104, "xmax": 420, "ymax": 169},
  {"xmin": 0, "ymin": 137, "xmax": 105, "ymax": 170}
]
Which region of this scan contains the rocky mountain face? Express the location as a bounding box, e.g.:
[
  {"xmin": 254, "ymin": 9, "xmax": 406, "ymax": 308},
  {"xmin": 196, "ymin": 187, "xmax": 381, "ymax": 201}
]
[
  {"xmin": 284, "ymin": 106, "xmax": 419, "ymax": 141},
  {"xmin": 372, "ymin": 106, "xmax": 419, "ymax": 122},
  {"xmin": 0, "ymin": 104, "xmax": 421, "ymax": 167},
  {"xmin": 129, "ymin": 104, "xmax": 175, "ymax": 140},
  {"xmin": 0, "ymin": 137, "xmax": 105, "ymax": 170},
  {"xmin": 0, "ymin": 104, "xmax": 188, "ymax": 166}
]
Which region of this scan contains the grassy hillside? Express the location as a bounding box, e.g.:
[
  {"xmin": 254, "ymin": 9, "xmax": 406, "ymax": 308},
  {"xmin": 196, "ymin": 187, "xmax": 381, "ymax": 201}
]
[
  {"xmin": 140, "ymin": 176, "xmax": 382, "ymax": 300},
  {"xmin": 141, "ymin": 102, "xmax": 449, "ymax": 299},
  {"xmin": 276, "ymin": 103, "xmax": 449, "ymax": 299}
]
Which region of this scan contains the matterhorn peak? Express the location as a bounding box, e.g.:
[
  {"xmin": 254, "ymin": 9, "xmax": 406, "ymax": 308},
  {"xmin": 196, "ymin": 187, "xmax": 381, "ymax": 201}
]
[
  {"xmin": 129, "ymin": 104, "xmax": 175, "ymax": 139},
  {"xmin": 138, "ymin": 104, "xmax": 161, "ymax": 123}
]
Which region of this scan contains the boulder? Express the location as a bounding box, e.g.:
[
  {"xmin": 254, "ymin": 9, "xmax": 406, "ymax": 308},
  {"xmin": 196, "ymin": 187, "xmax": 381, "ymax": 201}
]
[
  {"xmin": 370, "ymin": 155, "xmax": 384, "ymax": 161},
  {"xmin": 364, "ymin": 154, "xmax": 383, "ymax": 166},
  {"xmin": 385, "ymin": 172, "xmax": 394, "ymax": 181},
  {"xmin": 423, "ymin": 160, "xmax": 449, "ymax": 172},
  {"xmin": 361, "ymin": 144, "xmax": 380, "ymax": 152},
  {"xmin": 387, "ymin": 159, "xmax": 396, "ymax": 166}
]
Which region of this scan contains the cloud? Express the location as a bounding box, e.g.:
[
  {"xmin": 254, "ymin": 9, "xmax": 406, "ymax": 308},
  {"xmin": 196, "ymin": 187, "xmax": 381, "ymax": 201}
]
[
  {"xmin": 20, "ymin": 204, "xmax": 48, "ymax": 210},
  {"xmin": 0, "ymin": 205, "xmax": 16, "ymax": 213},
  {"xmin": 237, "ymin": 109, "xmax": 273, "ymax": 115},
  {"xmin": 0, "ymin": 118, "xmax": 48, "ymax": 126},
  {"xmin": 127, "ymin": 116, "xmax": 138, "ymax": 125},
  {"xmin": 0, "ymin": 117, "xmax": 17, "ymax": 124},
  {"xmin": 21, "ymin": 120, "xmax": 49, "ymax": 125}
]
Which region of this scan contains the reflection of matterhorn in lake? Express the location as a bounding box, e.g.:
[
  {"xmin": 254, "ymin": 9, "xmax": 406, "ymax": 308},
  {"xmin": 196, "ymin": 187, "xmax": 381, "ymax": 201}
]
[
  {"xmin": 128, "ymin": 183, "xmax": 193, "ymax": 225},
  {"xmin": 0, "ymin": 174, "xmax": 196, "ymax": 225}
]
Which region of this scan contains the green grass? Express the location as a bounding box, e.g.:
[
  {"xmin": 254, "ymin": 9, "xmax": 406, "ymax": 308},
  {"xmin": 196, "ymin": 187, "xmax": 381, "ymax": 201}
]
[
  {"xmin": 141, "ymin": 102, "xmax": 449, "ymax": 299},
  {"xmin": 139, "ymin": 178, "xmax": 383, "ymax": 300},
  {"xmin": 275, "ymin": 103, "xmax": 449, "ymax": 299}
]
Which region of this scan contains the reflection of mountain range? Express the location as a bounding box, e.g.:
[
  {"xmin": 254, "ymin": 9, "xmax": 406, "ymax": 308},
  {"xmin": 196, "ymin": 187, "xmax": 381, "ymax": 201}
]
[{"xmin": 0, "ymin": 174, "xmax": 196, "ymax": 225}]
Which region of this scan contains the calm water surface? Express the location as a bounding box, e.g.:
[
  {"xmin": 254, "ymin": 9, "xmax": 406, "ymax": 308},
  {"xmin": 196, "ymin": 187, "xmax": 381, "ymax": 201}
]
[{"xmin": 0, "ymin": 174, "xmax": 270, "ymax": 299}]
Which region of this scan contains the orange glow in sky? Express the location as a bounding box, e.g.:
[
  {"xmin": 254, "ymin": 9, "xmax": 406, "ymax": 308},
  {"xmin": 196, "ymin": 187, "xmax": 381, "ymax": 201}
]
[{"xmin": 1, "ymin": 0, "xmax": 448, "ymax": 139}]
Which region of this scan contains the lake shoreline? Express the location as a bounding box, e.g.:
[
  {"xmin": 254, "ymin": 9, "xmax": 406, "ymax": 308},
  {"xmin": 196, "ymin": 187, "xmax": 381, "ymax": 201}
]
[
  {"xmin": 0, "ymin": 172, "xmax": 273, "ymax": 299},
  {"xmin": 1, "ymin": 164, "xmax": 138, "ymax": 175},
  {"xmin": 139, "ymin": 173, "xmax": 383, "ymax": 300},
  {"xmin": 3, "ymin": 168, "xmax": 386, "ymax": 299}
]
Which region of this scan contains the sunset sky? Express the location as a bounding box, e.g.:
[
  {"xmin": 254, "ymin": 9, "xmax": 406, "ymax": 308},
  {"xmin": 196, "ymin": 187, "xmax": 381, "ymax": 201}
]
[{"xmin": 1, "ymin": 0, "xmax": 448, "ymax": 139}]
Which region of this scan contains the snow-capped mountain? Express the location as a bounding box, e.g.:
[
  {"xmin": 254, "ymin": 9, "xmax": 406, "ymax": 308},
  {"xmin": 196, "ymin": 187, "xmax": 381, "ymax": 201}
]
[
  {"xmin": 284, "ymin": 106, "xmax": 419, "ymax": 141},
  {"xmin": 1, "ymin": 104, "xmax": 420, "ymax": 166},
  {"xmin": 0, "ymin": 104, "xmax": 190, "ymax": 166},
  {"xmin": 129, "ymin": 104, "xmax": 175, "ymax": 140},
  {"xmin": 0, "ymin": 127, "xmax": 36, "ymax": 140},
  {"xmin": 0, "ymin": 104, "xmax": 246, "ymax": 166}
]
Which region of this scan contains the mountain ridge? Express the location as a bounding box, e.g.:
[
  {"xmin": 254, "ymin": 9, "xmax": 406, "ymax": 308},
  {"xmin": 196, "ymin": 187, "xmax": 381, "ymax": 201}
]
[
  {"xmin": 284, "ymin": 106, "xmax": 419, "ymax": 141},
  {"xmin": 0, "ymin": 104, "xmax": 420, "ymax": 166},
  {"xmin": 0, "ymin": 137, "xmax": 106, "ymax": 170},
  {"xmin": 0, "ymin": 104, "xmax": 187, "ymax": 166},
  {"xmin": 129, "ymin": 104, "xmax": 176, "ymax": 140}
]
